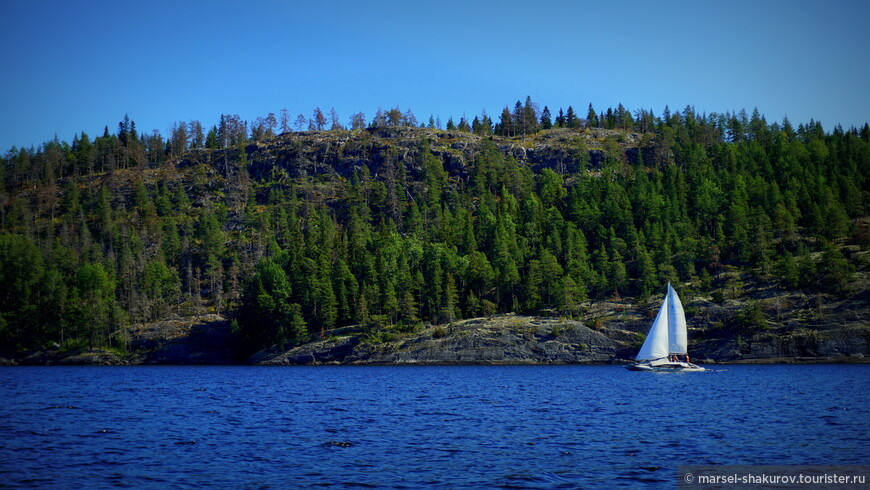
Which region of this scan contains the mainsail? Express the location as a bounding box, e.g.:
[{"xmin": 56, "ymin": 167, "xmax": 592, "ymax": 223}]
[
  {"xmin": 635, "ymin": 292, "xmax": 669, "ymax": 360},
  {"xmin": 635, "ymin": 283, "xmax": 687, "ymax": 360},
  {"xmin": 666, "ymin": 283, "xmax": 688, "ymax": 355}
]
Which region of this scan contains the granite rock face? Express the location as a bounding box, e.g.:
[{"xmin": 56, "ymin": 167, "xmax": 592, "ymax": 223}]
[
  {"xmin": 255, "ymin": 282, "xmax": 870, "ymax": 365},
  {"xmin": 10, "ymin": 277, "xmax": 869, "ymax": 365},
  {"xmin": 258, "ymin": 316, "xmax": 632, "ymax": 365},
  {"xmin": 133, "ymin": 314, "xmax": 237, "ymax": 364},
  {"xmin": 182, "ymin": 127, "xmax": 632, "ymax": 190}
]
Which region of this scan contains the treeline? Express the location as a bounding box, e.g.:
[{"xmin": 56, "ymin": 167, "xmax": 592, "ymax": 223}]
[
  {"xmin": 2, "ymin": 98, "xmax": 782, "ymax": 186},
  {"xmin": 0, "ymin": 99, "xmax": 867, "ymax": 354}
]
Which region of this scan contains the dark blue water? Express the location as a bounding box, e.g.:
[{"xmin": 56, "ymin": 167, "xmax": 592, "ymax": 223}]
[{"xmin": 1, "ymin": 365, "xmax": 867, "ymax": 488}]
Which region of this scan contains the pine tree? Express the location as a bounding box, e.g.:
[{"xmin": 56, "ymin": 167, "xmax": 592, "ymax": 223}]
[
  {"xmin": 499, "ymin": 106, "xmax": 513, "ymax": 136},
  {"xmin": 586, "ymin": 103, "xmax": 598, "ymax": 128},
  {"xmin": 555, "ymin": 108, "xmax": 565, "ymax": 128},
  {"xmin": 539, "ymin": 248, "xmax": 564, "ymax": 307},
  {"xmin": 773, "ymin": 251, "xmax": 799, "ymax": 289},
  {"xmin": 523, "ymin": 96, "xmax": 538, "ymax": 136},
  {"xmin": 540, "ymin": 106, "xmax": 552, "ymax": 130},
  {"xmin": 382, "ymin": 280, "xmax": 398, "ymax": 324},
  {"xmin": 312, "ymin": 107, "xmax": 327, "ymax": 131},
  {"xmin": 566, "ymin": 106, "xmax": 578, "ymax": 128},
  {"xmin": 513, "ymin": 100, "xmax": 524, "ymax": 137},
  {"xmin": 442, "ymin": 273, "xmax": 458, "ymax": 322},
  {"xmin": 634, "ymin": 244, "xmax": 656, "ymax": 297},
  {"xmin": 522, "ymin": 259, "xmax": 543, "ymax": 313},
  {"xmin": 818, "ymin": 242, "xmax": 855, "ymax": 296}
]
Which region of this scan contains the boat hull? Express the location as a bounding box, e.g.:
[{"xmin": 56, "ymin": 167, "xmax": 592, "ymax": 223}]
[{"xmin": 624, "ymin": 361, "xmax": 705, "ymax": 372}]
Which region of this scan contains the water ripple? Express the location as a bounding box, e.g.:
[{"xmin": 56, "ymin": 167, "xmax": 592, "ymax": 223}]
[{"xmin": 1, "ymin": 365, "xmax": 869, "ymax": 488}]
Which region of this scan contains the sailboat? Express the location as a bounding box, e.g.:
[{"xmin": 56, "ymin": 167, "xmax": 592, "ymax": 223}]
[{"xmin": 625, "ymin": 283, "xmax": 705, "ymax": 372}]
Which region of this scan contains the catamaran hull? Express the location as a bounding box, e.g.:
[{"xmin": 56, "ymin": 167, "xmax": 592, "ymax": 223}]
[{"xmin": 624, "ymin": 362, "xmax": 706, "ymax": 372}]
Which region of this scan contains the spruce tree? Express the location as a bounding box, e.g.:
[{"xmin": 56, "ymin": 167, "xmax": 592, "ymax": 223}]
[
  {"xmin": 566, "ymin": 106, "xmax": 578, "ymax": 128},
  {"xmin": 587, "ymin": 103, "xmax": 598, "ymax": 128},
  {"xmin": 540, "ymin": 106, "xmax": 552, "ymax": 130}
]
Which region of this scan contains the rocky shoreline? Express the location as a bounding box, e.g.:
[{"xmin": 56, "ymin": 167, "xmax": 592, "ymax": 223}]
[
  {"xmin": 250, "ymin": 312, "xmax": 869, "ymax": 366},
  {"xmin": 5, "ymin": 301, "xmax": 868, "ymax": 367},
  {"xmin": 4, "ymin": 275, "xmax": 868, "ymax": 366}
]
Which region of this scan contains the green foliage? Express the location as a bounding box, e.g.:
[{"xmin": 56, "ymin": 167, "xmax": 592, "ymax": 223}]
[
  {"xmin": 0, "ymin": 105, "xmax": 867, "ymax": 355},
  {"xmin": 735, "ymin": 301, "xmax": 769, "ymax": 334},
  {"xmin": 238, "ymin": 258, "xmax": 306, "ymax": 350},
  {"xmin": 73, "ymin": 262, "xmax": 118, "ymax": 347},
  {"xmin": 773, "ymin": 252, "xmax": 799, "ymax": 289},
  {"xmin": 142, "ymin": 259, "xmax": 181, "ymax": 320},
  {"xmin": 817, "ymin": 242, "xmax": 856, "ymax": 296}
]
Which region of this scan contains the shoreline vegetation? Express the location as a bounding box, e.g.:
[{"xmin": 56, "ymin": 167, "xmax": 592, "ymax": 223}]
[
  {"xmin": 1, "ymin": 100, "xmax": 868, "ymax": 366},
  {"xmin": 4, "ymin": 355, "xmax": 868, "ymax": 367},
  {"xmin": 5, "ymin": 278, "xmax": 867, "ymax": 366}
]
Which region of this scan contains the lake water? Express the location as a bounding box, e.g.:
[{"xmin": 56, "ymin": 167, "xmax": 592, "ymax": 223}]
[{"xmin": 1, "ymin": 365, "xmax": 868, "ymax": 488}]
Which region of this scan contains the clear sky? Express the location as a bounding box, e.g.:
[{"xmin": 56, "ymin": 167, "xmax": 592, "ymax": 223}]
[{"xmin": 1, "ymin": 0, "xmax": 868, "ymax": 151}]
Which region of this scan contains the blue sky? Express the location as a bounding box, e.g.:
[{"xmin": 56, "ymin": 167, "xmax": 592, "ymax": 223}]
[{"xmin": 1, "ymin": 0, "xmax": 868, "ymax": 151}]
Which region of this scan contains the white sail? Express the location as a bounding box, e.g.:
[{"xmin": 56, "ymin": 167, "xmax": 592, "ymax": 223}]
[
  {"xmin": 635, "ymin": 292, "xmax": 670, "ymax": 360},
  {"xmin": 627, "ymin": 284, "xmax": 704, "ymax": 371},
  {"xmin": 666, "ymin": 283, "xmax": 688, "ymax": 354}
]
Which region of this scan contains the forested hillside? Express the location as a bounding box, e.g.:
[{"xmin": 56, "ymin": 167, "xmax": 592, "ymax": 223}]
[{"xmin": 1, "ymin": 100, "xmax": 867, "ymax": 358}]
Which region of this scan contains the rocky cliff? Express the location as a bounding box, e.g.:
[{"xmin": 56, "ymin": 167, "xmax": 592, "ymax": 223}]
[
  {"xmin": 252, "ymin": 278, "xmax": 870, "ymax": 366},
  {"xmin": 180, "ymin": 126, "xmax": 639, "ymax": 186},
  {"xmin": 254, "ymin": 316, "xmax": 624, "ymax": 365},
  {"xmin": 12, "ymin": 279, "xmax": 868, "ymax": 366}
]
